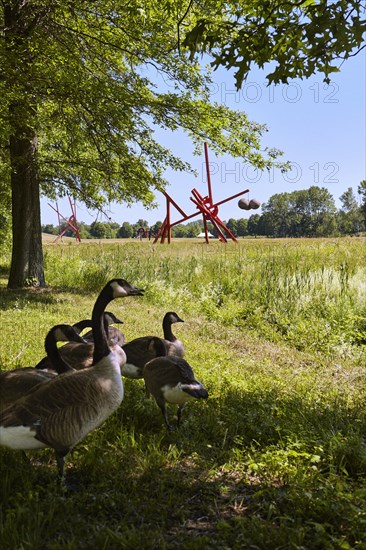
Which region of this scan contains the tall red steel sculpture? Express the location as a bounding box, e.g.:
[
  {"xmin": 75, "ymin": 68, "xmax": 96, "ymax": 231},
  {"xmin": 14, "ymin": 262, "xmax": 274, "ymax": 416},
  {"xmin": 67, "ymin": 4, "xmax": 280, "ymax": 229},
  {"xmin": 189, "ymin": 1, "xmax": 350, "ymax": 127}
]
[
  {"xmin": 49, "ymin": 196, "xmax": 81, "ymax": 243},
  {"xmin": 154, "ymin": 142, "xmax": 259, "ymax": 244}
]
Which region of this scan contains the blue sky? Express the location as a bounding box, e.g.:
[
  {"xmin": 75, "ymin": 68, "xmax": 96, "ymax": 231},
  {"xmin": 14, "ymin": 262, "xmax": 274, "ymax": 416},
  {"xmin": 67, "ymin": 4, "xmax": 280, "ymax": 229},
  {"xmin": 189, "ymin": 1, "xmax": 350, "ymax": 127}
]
[{"xmin": 41, "ymin": 50, "xmax": 366, "ymax": 227}]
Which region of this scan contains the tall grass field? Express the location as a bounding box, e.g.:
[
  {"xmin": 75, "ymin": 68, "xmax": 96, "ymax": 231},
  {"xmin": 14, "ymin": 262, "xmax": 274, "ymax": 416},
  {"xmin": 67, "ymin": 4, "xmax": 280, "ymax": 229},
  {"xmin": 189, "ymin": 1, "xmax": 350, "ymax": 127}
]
[{"xmin": 1, "ymin": 237, "xmax": 365, "ymax": 549}]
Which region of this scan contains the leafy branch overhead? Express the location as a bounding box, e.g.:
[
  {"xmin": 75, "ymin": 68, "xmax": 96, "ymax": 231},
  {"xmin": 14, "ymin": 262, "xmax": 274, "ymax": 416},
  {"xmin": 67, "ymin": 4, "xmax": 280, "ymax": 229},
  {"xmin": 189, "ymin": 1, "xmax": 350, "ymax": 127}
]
[
  {"xmin": 183, "ymin": 0, "xmax": 366, "ymax": 88},
  {"xmin": 1, "ymin": 0, "xmax": 288, "ymax": 214}
]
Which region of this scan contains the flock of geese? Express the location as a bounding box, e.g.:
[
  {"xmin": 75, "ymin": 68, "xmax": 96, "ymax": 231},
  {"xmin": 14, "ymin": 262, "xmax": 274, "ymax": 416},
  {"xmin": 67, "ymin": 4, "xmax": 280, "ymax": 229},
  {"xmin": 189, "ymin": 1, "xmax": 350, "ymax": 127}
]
[{"xmin": 0, "ymin": 278, "xmax": 208, "ymax": 478}]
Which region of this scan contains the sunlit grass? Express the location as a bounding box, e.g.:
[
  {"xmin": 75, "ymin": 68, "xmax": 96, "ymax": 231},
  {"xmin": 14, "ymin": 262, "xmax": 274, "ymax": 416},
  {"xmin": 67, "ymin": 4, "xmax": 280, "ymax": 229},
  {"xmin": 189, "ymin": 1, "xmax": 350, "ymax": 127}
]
[
  {"xmin": 42, "ymin": 237, "xmax": 366, "ymax": 355},
  {"xmin": 0, "ymin": 237, "xmax": 365, "ymax": 549}
]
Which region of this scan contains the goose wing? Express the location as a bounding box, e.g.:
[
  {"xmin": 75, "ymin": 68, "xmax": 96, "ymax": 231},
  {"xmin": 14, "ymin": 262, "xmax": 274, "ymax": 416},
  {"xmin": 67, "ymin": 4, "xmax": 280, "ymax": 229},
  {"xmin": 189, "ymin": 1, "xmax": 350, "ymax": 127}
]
[
  {"xmin": 122, "ymin": 337, "xmax": 157, "ymax": 368},
  {"xmin": 82, "ymin": 326, "xmax": 126, "ymax": 347},
  {"xmin": 35, "ymin": 342, "xmax": 95, "ymax": 371},
  {"xmin": 0, "ymin": 368, "xmax": 122, "ymax": 449},
  {"xmin": 0, "ymin": 369, "xmax": 57, "ymax": 410}
]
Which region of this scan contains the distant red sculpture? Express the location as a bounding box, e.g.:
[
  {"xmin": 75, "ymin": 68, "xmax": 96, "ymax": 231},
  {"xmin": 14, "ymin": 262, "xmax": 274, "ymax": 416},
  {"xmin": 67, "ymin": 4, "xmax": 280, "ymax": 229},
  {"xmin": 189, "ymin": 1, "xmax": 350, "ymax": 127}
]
[
  {"xmin": 154, "ymin": 142, "xmax": 258, "ymax": 244},
  {"xmin": 49, "ymin": 196, "xmax": 81, "ymax": 243}
]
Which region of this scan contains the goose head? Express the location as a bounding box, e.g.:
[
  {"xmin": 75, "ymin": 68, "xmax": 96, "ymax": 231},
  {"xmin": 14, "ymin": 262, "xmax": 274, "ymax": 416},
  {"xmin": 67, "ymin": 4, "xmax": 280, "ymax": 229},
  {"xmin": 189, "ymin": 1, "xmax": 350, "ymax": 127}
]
[
  {"xmin": 73, "ymin": 311, "xmax": 124, "ymax": 334},
  {"xmin": 92, "ymin": 279, "xmax": 144, "ymax": 363},
  {"xmin": 44, "ymin": 324, "xmax": 88, "ymax": 374},
  {"xmin": 164, "ymin": 312, "xmax": 184, "ymax": 325}
]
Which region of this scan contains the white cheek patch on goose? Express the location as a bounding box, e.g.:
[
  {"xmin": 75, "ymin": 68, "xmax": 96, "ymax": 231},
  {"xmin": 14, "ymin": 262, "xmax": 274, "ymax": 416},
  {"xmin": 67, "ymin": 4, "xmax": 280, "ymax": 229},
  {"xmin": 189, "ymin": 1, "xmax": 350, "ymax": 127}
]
[
  {"xmin": 0, "ymin": 425, "xmax": 48, "ymax": 450},
  {"xmin": 162, "ymin": 383, "xmax": 196, "ymax": 405},
  {"xmin": 111, "ymin": 281, "xmax": 128, "ymax": 298}
]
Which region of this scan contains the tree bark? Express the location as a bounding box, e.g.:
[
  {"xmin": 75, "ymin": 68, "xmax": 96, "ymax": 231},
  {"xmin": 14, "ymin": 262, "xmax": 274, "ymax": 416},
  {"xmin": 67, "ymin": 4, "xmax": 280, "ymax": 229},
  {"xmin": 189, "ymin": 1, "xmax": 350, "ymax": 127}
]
[
  {"xmin": 7, "ymin": 127, "xmax": 45, "ymax": 289},
  {"xmin": 4, "ymin": 1, "xmax": 46, "ymax": 288}
]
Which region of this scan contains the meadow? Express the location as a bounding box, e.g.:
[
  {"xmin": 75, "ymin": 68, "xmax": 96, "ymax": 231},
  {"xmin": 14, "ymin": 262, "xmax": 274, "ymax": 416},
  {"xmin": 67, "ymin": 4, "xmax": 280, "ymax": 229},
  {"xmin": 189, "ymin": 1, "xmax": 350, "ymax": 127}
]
[{"xmin": 0, "ymin": 237, "xmax": 365, "ymax": 549}]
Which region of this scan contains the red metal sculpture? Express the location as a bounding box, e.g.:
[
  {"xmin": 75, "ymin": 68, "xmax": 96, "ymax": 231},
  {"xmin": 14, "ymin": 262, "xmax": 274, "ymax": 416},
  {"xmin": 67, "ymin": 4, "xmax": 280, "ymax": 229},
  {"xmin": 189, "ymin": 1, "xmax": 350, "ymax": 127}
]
[
  {"xmin": 49, "ymin": 196, "xmax": 81, "ymax": 243},
  {"xmin": 154, "ymin": 142, "xmax": 253, "ymax": 244}
]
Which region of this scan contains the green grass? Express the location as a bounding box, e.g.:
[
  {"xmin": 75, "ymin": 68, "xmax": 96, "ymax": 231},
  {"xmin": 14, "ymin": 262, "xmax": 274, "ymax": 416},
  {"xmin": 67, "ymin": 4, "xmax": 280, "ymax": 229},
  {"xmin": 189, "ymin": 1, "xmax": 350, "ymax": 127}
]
[{"xmin": 0, "ymin": 238, "xmax": 365, "ymax": 549}]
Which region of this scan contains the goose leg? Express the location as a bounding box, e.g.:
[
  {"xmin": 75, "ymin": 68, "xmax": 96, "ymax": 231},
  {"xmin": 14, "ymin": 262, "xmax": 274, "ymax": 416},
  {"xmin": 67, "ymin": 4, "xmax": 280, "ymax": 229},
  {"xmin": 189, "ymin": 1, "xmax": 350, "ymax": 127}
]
[
  {"xmin": 177, "ymin": 405, "xmax": 184, "ymax": 428},
  {"xmin": 21, "ymin": 450, "xmax": 30, "ymax": 464},
  {"xmin": 160, "ymin": 404, "xmax": 173, "ymax": 432},
  {"xmin": 55, "ymin": 449, "xmax": 69, "ymax": 478}
]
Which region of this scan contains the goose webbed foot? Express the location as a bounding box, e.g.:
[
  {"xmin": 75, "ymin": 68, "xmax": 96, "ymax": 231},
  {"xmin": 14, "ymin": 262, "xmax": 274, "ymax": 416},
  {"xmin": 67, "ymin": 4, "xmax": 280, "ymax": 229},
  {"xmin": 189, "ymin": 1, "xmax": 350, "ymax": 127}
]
[{"xmin": 60, "ymin": 472, "xmax": 83, "ymax": 492}]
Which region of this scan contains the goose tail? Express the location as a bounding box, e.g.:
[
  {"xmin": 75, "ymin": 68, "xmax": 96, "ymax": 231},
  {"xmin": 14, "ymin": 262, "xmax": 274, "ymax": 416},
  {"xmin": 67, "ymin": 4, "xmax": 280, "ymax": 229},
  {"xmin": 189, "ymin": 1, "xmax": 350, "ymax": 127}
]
[{"xmin": 182, "ymin": 383, "xmax": 208, "ymax": 400}]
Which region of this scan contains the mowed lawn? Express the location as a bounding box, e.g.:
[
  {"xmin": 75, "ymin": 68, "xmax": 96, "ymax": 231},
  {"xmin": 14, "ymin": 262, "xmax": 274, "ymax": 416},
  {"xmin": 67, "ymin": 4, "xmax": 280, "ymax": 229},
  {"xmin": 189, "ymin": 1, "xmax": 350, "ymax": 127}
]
[{"xmin": 1, "ymin": 237, "xmax": 365, "ymax": 549}]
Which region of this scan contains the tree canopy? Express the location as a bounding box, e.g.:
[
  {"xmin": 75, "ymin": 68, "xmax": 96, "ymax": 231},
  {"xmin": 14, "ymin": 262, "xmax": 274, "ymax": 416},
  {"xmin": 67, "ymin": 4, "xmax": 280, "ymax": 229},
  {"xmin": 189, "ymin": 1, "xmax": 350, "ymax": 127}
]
[
  {"xmin": 1, "ymin": 1, "xmax": 287, "ymax": 209},
  {"xmin": 259, "ymin": 186, "xmax": 337, "ymax": 237},
  {"xmin": 183, "ymin": 0, "xmax": 366, "ymax": 88}
]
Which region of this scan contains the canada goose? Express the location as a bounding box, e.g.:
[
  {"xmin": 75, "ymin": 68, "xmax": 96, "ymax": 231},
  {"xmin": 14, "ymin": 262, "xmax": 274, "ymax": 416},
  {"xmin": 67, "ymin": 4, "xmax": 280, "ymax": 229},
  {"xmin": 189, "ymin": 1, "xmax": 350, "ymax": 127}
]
[
  {"xmin": 143, "ymin": 337, "xmax": 208, "ymax": 431},
  {"xmin": 0, "ymin": 324, "xmax": 86, "ymax": 412},
  {"xmin": 0, "ymin": 278, "xmax": 144, "ymax": 477},
  {"xmin": 121, "ymin": 311, "xmax": 184, "ymax": 380},
  {"xmin": 77, "ymin": 312, "xmax": 125, "ymax": 347},
  {"xmin": 35, "ymin": 312, "xmax": 125, "ymax": 372}
]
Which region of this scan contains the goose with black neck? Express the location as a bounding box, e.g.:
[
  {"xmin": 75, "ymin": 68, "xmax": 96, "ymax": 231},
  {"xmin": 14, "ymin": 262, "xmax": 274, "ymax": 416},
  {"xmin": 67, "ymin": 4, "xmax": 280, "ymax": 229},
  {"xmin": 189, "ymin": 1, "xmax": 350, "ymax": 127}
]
[{"xmin": 0, "ymin": 279, "xmax": 144, "ymax": 478}]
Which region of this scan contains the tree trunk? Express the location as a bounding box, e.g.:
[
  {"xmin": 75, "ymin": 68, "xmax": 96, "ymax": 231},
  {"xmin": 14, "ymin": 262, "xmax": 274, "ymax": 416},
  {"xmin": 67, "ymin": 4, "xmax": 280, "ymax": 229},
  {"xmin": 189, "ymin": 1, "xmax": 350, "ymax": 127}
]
[
  {"xmin": 7, "ymin": 128, "xmax": 45, "ymax": 289},
  {"xmin": 4, "ymin": 1, "xmax": 46, "ymax": 289}
]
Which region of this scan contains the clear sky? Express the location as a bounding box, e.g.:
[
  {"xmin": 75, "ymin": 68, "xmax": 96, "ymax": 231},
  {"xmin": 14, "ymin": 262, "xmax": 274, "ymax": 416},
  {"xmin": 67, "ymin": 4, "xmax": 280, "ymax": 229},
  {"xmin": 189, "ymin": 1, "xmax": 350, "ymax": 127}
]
[{"xmin": 41, "ymin": 50, "xmax": 366, "ymax": 227}]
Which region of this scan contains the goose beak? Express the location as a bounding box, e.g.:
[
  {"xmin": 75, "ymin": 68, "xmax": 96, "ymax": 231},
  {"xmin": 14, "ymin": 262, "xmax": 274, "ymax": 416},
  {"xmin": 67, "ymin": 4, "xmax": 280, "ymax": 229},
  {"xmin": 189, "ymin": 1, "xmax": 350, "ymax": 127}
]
[
  {"xmin": 127, "ymin": 285, "xmax": 145, "ymax": 296},
  {"xmin": 110, "ymin": 279, "xmax": 145, "ymax": 297}
]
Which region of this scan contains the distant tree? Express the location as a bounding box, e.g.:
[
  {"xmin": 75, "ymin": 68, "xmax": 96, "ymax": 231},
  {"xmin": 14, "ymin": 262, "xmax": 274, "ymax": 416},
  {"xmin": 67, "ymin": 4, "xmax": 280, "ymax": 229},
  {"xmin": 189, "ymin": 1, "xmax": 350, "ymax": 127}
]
[
  {"xmin": 41, "ymin": 224, "xmax": 58, "ymax": 235},
  {"xmin": 172, "ymin": 224, "xmax": 189, "ymax": 238},
  {"xmin": 261, "ymin": 193, "xmax": 292, "ymax": 237},
  {"xmin": 248, "ymin": 214, "xmax": 261, "ymax": 236},
  {"xmin": 226, "ymin": 218, "xmax": 238, "ymax": 237},
  {"xmin": 77, "ymin": 222, "xmax": 91, "ymax": 240},
  {"xmin": 117, "ymin": 221, "xmax": 134, "ymax": 239},
  {"xmin": 358, "ymin": 180, "xmax": 366, "ymax": 230},
  {"xmin": 150, "ymin": 221, "xmax": 162, "ymax": 238},
  {"xmin": 184, "ymin": 220, "xmax": 202, "ymax": 237},
  {"xmin": 261, "ymin": 187, "xmax": 337, "ymax": 237},
  {"xmin": 236, "ymin": 218, "xmax": 248, "ymax": 237},
  {"xmin": 109, "ymin": 222, "xmax": 120, "ymax": 230},
  {"xmin": 186, "ymin": 225, "xmax": 200, "ymax": 238},
  {"xmin": 338, "ymin": 187, "xmax": 363, "ymax": 234},
  {"xmin": 304, "ymin": 186, "xmax": 337, "ymax": 236},
  {"xmin": 135, "ymin": 219, "xmax": 150, "ymax": 229},
  {"xmin": 340, "ymin": 187, "xmax": 359, "ymax": 211},
  {"xmin": 89, "ymin": 221, "xmax": 112, "ymax": 239},
  {"xmin": 256, "ymin": 213, "xmax": 272, "ymax": 237}
]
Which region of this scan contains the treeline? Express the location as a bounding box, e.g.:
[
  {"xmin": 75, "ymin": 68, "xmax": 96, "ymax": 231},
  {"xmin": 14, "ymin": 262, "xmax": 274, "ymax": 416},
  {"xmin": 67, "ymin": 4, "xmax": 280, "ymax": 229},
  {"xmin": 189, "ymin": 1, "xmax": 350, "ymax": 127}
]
[
  {"xmin": 241, "ymin": 185, "xmax": 366, "ymax": 238},
  {"xmin": 42, "ymin": 219, "xmax": 160, "ymax": 240},
  {"xmin": 42, "ymin": 185, "xmax": 366, "ymax": 239}
]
